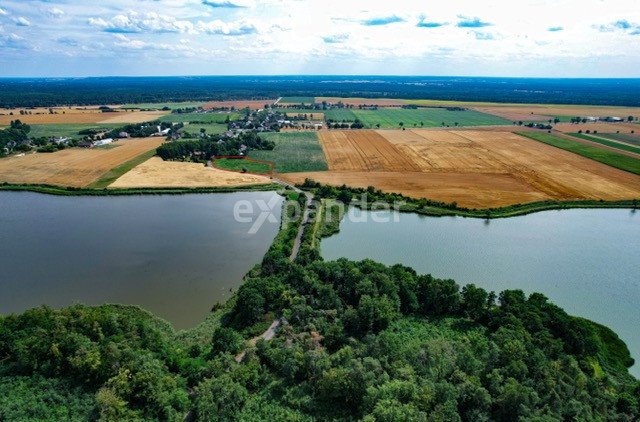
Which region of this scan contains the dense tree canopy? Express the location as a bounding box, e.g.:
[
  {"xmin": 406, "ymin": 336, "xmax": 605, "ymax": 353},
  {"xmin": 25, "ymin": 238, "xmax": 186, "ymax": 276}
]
[{"xmin": 0, "ymin": 198, "xmax": 638, "ymax": 421}]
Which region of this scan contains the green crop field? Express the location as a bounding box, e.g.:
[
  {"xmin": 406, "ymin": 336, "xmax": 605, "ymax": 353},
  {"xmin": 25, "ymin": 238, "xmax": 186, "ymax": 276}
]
[
  {"xmin": 159, "ymin": 112, "xmax": 241, "ymax": 124},
  {"xmin": 351, "ymin": 108, "xmax": 511, "ymax": 128},
  {"xmin": 519, "ymin": 132, "xmax": 640, "ymax": 175},
  {"xmin": 180, "ymin": 123, "xmax": 228, "ymax": 135},
  {"xmin": 324, "ymin": 109, "xmax": 358, "ymax": 122},
  {"xmin": 596, "ymin": 133, "xmax": 640, "ymax": 147},
  {"xmin": 28, "ymin": 124, "xmax": 121, "ymax": 138},
  {"xmin": 279, "ymin": 97, "xmax": 315, "ymax": 104},
  {"xmin": 120, "ymin": 102, "xmax": 206, "ymax": 110},
  {"xmin": 570, "ymin": 133, "xmax": 640, "ymax": 155},
  {"xmin": 214, "ymin": 158, "xmax": 272, "ymax": 174},
  {"xmin": 249, "ymin": 132, "xmax": 328, "ymax": 173}
]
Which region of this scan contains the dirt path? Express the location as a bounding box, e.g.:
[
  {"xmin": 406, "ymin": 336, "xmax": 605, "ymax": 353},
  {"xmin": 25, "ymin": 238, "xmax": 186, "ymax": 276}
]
[{"xmin": 235, "ymin": 180, "xmax": 313, "ymax": 363}]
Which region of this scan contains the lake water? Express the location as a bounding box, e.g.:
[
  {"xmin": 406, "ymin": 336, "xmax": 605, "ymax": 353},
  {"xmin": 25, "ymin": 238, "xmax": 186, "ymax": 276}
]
[
  {"xmin": 0, "ymin": 191, "xmax": 283, "ymax": 329},
  {"xmin": 322, "ymin": 207, "xmax": 640, "ymax": 377}
]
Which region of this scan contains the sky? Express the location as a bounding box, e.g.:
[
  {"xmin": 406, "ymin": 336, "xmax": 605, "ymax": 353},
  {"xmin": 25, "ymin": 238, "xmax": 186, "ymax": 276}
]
[{"xmin": 0, "ymin": 0, "xmax": 639, "ymax": 77}]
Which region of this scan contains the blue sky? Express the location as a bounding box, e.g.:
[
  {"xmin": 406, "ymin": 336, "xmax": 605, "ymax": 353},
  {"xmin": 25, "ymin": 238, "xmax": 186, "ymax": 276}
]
[{"xmin": 0, "ymin": 0, "xmax": 639, "ymax": 77}]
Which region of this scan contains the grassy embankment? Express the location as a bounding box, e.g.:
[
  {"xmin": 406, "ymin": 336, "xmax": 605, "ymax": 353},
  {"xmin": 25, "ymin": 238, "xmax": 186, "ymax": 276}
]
[
  {"xmin": 569, "ymin": 133, "xmax": 640, "ymax": 155},
  {"xmin": 518, "ymin": 132, "xmax": 640, "ymax": 175}
]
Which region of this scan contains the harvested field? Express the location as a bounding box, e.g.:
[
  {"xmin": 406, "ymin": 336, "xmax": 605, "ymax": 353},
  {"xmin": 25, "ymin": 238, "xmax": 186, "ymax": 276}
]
[
  {"xmin": 318, "ymin": 130, "xmax": 419, "ymax": 172},
  {"xmin": 281, "ymin": 129, "xmax": 640, "ymax": 208},
  {"xmin": 202, "ymin": 100, "xmax": 276, "ymax": 110},
  {"xmin": 281, "ymin": 171, "xmax": 550, "ymax": 208},
  {"xmin": 0, "ymin": 109, "xmax": 168, "ymax": 125},
  {"xmin": 553, "ymin": 122, "xmax": 638, "ymax": 134},
  {"xmin": 110, "ymin": 157, "xmax": 270, "ymax": 188},
  {"xmin": 0, "ymin": 137, "xmax": 164, "ymax": 187},
  {"xmin": 477, "ymin": 105, "xmax": 640, "ymax": 121},
  {"xmin": 316, "ymin": 97, "xmax": 407, "ymax": 107}
]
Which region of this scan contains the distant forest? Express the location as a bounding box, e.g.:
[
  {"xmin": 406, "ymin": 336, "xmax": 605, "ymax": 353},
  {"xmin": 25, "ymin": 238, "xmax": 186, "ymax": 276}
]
[{"xmin": 1, "ymin": 76, "xmax": 640, "ymax": 107}]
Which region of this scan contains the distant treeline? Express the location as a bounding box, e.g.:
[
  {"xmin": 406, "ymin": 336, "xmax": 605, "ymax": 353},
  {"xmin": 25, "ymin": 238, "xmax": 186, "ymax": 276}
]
[{"xmin": 1, "ymin": 76, "xmax": 640, "ymax": 107}]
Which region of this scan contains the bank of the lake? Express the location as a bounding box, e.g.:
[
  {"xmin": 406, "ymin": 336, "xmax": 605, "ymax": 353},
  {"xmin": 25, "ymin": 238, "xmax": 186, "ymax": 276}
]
[
  {"xmin": 0, "ymin": 191, "xmax": 283, "ymax": 329},
  {"xmin": 321, "ymin": 207, "xmax": 640, "ymax": 377}
]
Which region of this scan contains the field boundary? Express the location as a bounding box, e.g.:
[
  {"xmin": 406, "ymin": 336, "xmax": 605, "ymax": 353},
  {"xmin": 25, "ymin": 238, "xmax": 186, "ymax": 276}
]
[
  {"xmin": 88, "ymin": 149, "xmax": 157, "ymax": 189},
  {"xmin": 0, "ymin": 182, "xmax": 281, "ymax": 196}
]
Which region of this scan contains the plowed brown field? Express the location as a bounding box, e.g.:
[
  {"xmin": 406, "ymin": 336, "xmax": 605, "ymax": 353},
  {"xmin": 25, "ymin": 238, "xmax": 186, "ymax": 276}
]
[
  {"xmin": 280, "ymin": 129, "xmax": 640, "ymax": 208},
  {"xmin": 0, "ymin": 137, "xmax": 164, "ymax": 187}
]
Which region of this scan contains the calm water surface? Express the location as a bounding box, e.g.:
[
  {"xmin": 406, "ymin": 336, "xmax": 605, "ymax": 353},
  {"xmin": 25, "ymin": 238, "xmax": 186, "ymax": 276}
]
[
  {"xmin": 0, "ymin": 191, "xmax": 282, "ymax": 329},
  {"xmin": 322, "ymin": 207, "xmax": 640, "ymax": 377}
]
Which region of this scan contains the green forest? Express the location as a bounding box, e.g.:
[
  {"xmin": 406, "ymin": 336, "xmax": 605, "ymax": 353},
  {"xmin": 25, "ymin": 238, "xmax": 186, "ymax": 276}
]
[{"xmin": 0, "ymin": 197, "xmax": 638, "ymax": 421}]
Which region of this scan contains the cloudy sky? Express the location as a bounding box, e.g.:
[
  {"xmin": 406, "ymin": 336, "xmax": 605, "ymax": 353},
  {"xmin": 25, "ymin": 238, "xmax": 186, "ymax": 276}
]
[{"xmin": 1, "ymin": 0, "xmax": 639, "ymax": 77}]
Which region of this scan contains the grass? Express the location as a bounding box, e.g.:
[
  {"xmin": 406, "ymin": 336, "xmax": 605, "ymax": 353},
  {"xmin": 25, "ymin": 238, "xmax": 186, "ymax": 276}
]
[
  {"xmin": 595, "ymin": 132, "xmax": 640, "ymax": 147},
  {"xmin": 214, "ymin": 158, "xmax": 272, "ymax": 174},
  {"xmin": 180, "ymin": 123, "xmax": 228, "ymax": 135},
  {"xmin": 120, "ymin": 102, "xmax": 206, "ymax": 110},
  {"xmin": 28, "ymin": 124, "xmax": 121, "ymax": 138},
  {"xmin": 518, "ymin": 132, "xmax": 640, "ymax": 175},
  {"xmin": 249, "ymin": 132, "xmax": 328, "ymax": 173},
  {"xmin": 88, "ymin": 150, "xmax": 157, "ymax": 189},
  {"xmin": 569, "ymin": 133, "xmax": 640, "ymax": 155},
  {"xmin": 0, "ymin": 183, "xmax": 281, "ymax": 196},
  {"xmin": 351, "ymin": 108, "xmax": 511, "ymax": 128},
  {"xmin": 279, "ymin": 97, "xmax": 315, "ymax": 104},
  {"xmin": 158, "ymin": 112, "xmax": 241, "ymax": 124},
  {"xmin": 324, "ymin": 109, "xmax": 358, "ymax": 122}
]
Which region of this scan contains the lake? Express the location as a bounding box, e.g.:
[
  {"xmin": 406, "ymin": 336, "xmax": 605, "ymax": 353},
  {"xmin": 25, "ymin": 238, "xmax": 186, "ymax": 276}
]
[
  {"xmin": 321, "ymin": 207, "xmax": 640, "ymax": 377},
  {"xmin": 0, "ymin": 191, "xmax": 283, "ymax": 329}
]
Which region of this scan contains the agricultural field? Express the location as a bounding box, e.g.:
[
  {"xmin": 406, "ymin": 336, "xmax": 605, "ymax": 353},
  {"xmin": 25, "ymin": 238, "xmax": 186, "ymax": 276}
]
[
  {"xmin": 119, "ymin": 102, "xmax": 206, "ymax": 110},
  {"xmin": 213, "ymin": 158, "xmax": 273, "ymax": 174},
  {"xmin": 179, "ymin": 123, "xmax": 228, "ymax": 135},
  {"xmin": 569, "ymin": 133, "xmax": 640, "ymax": 155},
  {"xmin": 109, "ymin": 156, "xmax": 270, "ymax": 188},
  {"xmin": 279, "ymin": 97, "xmax": 315, "ymax": 104},
  {"xmin": 553, "ymin": 122, "xmax": 638, "ymax": 133},
  {"xmin": 519, "ymin": 132, "xmax": 640, "ymax": 175},
  {"xmin": 324, "ymin": 109, "xmax": 358, "ymax": 122},
  {"xmin": 350, "ymin": 108, "xmax": 511, "ymax": 128},
  {"xmin": 0, "ymin": 137, "xmax": 164, "ymax": 187},
  {"xmin": 596, "ymin": 132, "xmax": 640, "ymax": 147},
  {"xmin": 28, "ymin": 124, "xmax": 121, "ymax": 139},
  {"xmin": 202, "ymin": 100, "xmax": 275, "ymax": 110},
  {"xmin": 476, "ymin": 105, "xmax": 640, "ymax": 122},
  {"xmin": 317, "ymin": 97, "xmax": 406, "ymax": 106},
  {"xmin": 158, "ymin": 112, "xmax": 240, "ymax": 124},
  {"xmin": 0, "ymin": 109, "xmax": 168, "ymax": 125},
  {"xmin": 280, "ymin": 129, "xmax": 640, "ymax": 208},
  {"xmin": 249, "ymin": 132, "xmax": 328, "ymax": 173}
]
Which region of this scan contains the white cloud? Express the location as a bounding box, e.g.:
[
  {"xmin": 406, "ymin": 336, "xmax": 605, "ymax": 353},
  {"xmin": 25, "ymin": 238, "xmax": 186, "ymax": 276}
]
[
  {"xmin": 89, "ymin": 12, "xmax": 196, "ymax": 34},
  {"xmin": 197, "ymin": 19, "xmax": 257, "ymax": 35},
  {"xmin": 48, "ymin": 8, "xmax": 65, "ymax": 18},
  {"xmin": 14, "ymin": 17, "xmax": 31, "ymax": 27},
  {"xmin": 0, "ymin": 8, "xmax": 8, "ymax": 16}
]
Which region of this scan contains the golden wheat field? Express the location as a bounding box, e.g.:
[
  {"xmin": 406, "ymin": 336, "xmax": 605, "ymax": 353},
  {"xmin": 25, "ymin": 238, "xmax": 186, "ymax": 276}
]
[
  {"xmin": 280, "ymin": 129, "xmax": 640, "ymax": 208},
  {"xmin": 0, "ymin": 137, "xmax": 164, "ymax": 187}
]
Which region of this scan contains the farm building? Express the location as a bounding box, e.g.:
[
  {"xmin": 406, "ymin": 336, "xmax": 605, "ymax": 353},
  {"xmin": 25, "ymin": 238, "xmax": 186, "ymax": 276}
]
[{"xmin": 93, "ymin": 138, "xmax": 113, "ymax": 147}]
